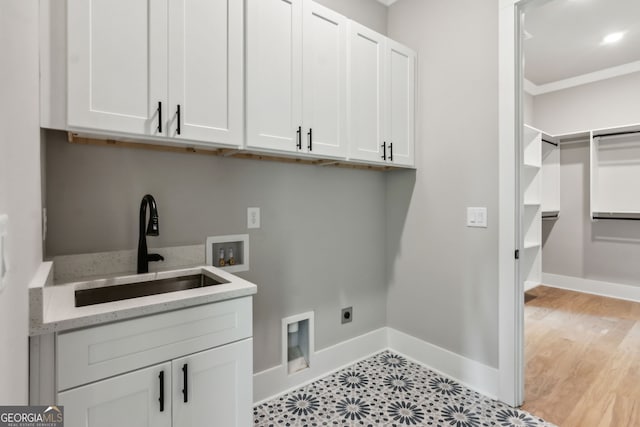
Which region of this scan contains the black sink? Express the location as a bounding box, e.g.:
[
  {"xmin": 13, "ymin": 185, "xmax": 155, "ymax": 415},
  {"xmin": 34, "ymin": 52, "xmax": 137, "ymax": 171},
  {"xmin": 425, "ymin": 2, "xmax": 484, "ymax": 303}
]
[{"xmin": 75, "ymin": 274, "xmax": 228, "ymax": 307}]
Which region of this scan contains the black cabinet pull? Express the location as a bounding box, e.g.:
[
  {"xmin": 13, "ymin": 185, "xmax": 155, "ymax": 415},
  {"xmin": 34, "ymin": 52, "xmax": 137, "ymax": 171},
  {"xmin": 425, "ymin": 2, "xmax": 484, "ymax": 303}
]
[
  {"xmin": 157, "ymin": 102, "xmax": 162, "ymax": 133},
  {"xmin": 389, "ymin": 142, "xmax": 393, "ymax": 162},
  {"xmin": 176, "ymin": 105, "xmax": 181, "ymax": 135},
  {"xmin": 182, "ymin": 363, "xmax": 188, "ymax": 403},
  {"xmin": 158, "ymin": 371, "xmax": 165, "ymax": 412},
  {"xmin": 381, "ymin": 142, "xmax": 387, "ymax": 160},
  {"xmin": 307, "ymin": 128, "xmax": 313, "ymax": 151},
  {"xmin": 296, "ymin": 126, "xmax": 302, "ymax": 149}
]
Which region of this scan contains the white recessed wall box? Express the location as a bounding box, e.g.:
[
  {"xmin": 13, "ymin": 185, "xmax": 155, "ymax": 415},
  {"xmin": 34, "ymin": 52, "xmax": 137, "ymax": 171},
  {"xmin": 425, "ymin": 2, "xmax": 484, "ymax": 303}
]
[{"xmin": 205, "ymin": 234, "xmax": 249, "ymax": 273}]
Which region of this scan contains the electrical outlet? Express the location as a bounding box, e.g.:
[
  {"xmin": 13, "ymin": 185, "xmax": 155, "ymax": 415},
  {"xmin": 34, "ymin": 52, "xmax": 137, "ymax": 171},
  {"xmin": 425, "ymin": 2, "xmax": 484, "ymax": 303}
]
[
  {"xmin": 341, "ymin": 307, "xmax": 353, "ymax": 324},
  {"xmin": 247, "ymin": 207, "xmax": 260, "ymax": 229}
]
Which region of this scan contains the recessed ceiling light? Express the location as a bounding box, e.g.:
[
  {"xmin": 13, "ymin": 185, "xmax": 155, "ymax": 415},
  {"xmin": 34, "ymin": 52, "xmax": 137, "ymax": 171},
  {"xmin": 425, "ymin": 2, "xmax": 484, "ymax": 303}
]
[{"xmin": 601, "ymin": 32, "xmax": 624, "ymax": 45}]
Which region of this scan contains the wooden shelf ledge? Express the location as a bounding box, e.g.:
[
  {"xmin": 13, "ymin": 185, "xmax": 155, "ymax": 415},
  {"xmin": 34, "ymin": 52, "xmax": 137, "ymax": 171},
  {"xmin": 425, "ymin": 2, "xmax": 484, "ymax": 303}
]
[{"xmin": 67, "ymin": 132, "xmax": 405, "ymax": 172}]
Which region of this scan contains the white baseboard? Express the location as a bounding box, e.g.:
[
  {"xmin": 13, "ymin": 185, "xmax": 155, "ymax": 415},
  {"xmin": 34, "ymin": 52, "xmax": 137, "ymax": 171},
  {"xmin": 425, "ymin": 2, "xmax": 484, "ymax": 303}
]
[
  {"xmin": 542, "ymin": 273, "xmax": 640, "ymax": 303},
  {"xmin": 388, "ymin": 328, "xmax": 499, "ymax": 399},
  {"xmin": 253, "ymin": 327, "xmax": 500, "ymax": 404},
  {"xmin": 253, "ymin": 327, "xmax": 388, "ymax": 404}
]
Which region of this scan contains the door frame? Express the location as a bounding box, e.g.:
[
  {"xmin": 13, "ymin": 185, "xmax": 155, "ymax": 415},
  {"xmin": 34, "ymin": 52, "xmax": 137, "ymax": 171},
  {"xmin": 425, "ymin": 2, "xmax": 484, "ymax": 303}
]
[{"xmin": 497, "ymin": 0, "xmax": 542, "ymax": 407}]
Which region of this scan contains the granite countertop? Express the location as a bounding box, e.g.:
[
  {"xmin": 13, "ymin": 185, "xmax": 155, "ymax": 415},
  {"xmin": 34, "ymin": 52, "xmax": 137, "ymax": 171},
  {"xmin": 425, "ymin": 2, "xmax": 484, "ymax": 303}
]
[{"xmin": 29, "ymin": 262, "xmax": 257, "ymax": 336}]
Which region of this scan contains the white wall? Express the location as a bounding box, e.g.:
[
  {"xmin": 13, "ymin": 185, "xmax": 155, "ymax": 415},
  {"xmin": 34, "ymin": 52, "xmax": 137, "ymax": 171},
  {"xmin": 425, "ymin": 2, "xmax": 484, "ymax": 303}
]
[
  {"xmin": 386, "ymin": 0, "xmax": 499, "ymax": 368},
  {"xmin": 0, "ymin": 1, "xmax": 43, "ymax": 404},
  {"xmin": 533, "ymin": 72, "xmax": 640, "ymax": 134},
  {"xmin": 535, "ymin": 72, "xmax": 640, "ymax": 287}
]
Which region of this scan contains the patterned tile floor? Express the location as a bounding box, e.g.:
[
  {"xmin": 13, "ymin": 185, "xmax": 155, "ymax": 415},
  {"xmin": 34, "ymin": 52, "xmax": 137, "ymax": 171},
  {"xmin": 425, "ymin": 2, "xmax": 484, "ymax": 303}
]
[{"xmin": 254, "ymin": 351, "xmax": 555, "ymax": 427}]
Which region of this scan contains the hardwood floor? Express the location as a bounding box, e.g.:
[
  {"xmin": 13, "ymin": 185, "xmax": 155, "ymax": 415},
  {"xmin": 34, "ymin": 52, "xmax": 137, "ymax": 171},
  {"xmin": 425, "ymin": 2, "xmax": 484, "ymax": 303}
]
[{"xmin": 521, "ymin": 286, "xmax": 640, "ymax": 427}]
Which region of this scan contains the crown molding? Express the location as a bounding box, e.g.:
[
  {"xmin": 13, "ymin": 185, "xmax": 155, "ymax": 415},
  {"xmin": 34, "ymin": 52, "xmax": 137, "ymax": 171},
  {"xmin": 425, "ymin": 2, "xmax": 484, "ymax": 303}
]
[
  {"xmin": 525, "ymin": 60, "xmax": 640, "ymax": 96},
  {"xmin": 377, "ymin": 0, "xmax": 398, "ymax": 6}
]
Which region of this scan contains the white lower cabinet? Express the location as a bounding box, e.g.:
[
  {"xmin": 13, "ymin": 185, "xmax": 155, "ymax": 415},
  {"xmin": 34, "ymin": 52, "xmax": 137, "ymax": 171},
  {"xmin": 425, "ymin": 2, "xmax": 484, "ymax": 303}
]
[
  {"xmin": 55, "ymin": 297, "xmax": 253, "ymax": 427},
  {"xmin": 59, "ymin": 339, "xmax": 252, "ymax": 427},
  {"xmin": 59, "ymin": 362, "xmax": 172, "ymax": 427},
  {"xmin": 172, "ymin": 340, "xmax": 253, "ymax": 427}
]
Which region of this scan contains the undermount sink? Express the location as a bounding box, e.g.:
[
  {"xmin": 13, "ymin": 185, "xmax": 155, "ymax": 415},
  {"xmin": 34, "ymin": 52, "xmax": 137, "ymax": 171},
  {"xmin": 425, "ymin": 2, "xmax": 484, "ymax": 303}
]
[{"xmin": 75, "ymin": 274, "xmax": 229, "ymax": 307}]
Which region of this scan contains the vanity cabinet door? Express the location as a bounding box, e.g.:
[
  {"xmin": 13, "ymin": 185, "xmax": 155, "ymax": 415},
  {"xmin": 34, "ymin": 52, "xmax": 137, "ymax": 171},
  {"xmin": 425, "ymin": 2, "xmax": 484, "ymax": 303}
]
[
  {"xmin": 59, "ymin": 362, "xmax": 172, "ymax": 427},
  {"xmin": 67, "ymin": 0, "xmax": 168, "ymax": 136},
  {"xmin": 172, "ymin": 339, "xmax": 253, "ymax": 427}
]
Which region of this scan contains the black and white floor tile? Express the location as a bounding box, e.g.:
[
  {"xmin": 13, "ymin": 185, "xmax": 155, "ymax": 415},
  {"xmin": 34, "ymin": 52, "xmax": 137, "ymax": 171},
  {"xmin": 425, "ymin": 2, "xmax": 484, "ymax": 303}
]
[{"xmin": 254, "ymin": 351, "xmax": 556, "ymax": 427}]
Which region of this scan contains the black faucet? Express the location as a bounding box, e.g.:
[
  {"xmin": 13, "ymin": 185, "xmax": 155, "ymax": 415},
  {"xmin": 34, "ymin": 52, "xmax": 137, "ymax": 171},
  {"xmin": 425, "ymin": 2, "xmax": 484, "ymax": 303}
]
[{"xmin": 137, "ymin": 194, "xmax": 164, "ymax": 274}]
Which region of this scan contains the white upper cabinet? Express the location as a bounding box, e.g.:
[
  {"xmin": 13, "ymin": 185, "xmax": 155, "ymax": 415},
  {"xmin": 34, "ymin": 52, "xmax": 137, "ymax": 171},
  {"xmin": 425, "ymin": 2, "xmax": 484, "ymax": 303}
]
[
  {"xmin": 67, "ymin": 0, "xmax": 243, "ymax": 147},
  {"xmin": 347, "ymin": 24, "xmax": 415, "ymax": 167},
  {"xmin": 347, "ymin": 22, "xmax": 386, "ymax": 164},
  {"xmin": 385, "ymin": 39, "xmax": 416, "ymax": 167},
  {"xmin": 246, "ymin": 0, "xmax": 347, "ymax": 158},
  {"xmin": 246, "ymin": 0, "xmax": 303, "ymax": 152},
  {"xmin": 168, "ymin": 0, "xmax": 243, "ymax": 145},
  {"xmin": 302, "ymin": 2, "xmax": 348, "ymax": 158},
  {"xmin": 67, "ymin": 0, "xmax": 168, "ymax": 136}
]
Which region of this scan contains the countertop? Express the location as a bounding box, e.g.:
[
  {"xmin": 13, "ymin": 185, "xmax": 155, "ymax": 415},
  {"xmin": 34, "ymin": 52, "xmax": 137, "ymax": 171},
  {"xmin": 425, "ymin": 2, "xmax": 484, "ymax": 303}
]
[{"xmin": 29, "ymin": 262, "xmax": 257, "ymax": 335}]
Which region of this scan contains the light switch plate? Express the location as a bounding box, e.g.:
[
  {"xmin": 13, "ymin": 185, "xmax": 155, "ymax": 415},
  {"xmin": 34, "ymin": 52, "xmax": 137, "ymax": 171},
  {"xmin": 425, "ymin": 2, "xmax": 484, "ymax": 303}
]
[
  {"xmin": 247, "ymin": 207, "xmax": 260, "ymax": 229},
  {"xmin": 0, "ymin": 214, "xmax": 8, "ymax": 292},
  {"xmin": 467, "ymin": 207, "xmax": 487, "ymax": 228}
]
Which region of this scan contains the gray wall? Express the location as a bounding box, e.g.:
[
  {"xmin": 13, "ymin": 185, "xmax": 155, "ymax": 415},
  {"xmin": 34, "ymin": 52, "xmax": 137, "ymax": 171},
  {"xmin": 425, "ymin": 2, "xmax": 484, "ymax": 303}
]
[
  {"xmin": 534, "ymin": 72, "xmax": 640, "ymax": 286},
  {"xmin": 386, "ymin": 0, "xmax": 499, "ymax": 368},
  {"xmin": 45, "ymin": 132, "xmax": 388, "ymax": 373},
  {"xmin": 315, "ymin": 0, "xmax": 387, "ymax": 34},
  {"xmin": 0, "ymin": 1, "xmax": 43, "ymax": 403}
]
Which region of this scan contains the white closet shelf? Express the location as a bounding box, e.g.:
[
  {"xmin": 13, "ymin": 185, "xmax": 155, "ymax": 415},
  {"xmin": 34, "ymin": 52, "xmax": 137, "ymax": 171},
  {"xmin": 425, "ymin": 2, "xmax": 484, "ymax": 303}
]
[
  {"xmin": 592, "ymin": 212, "xmax": 640, "ymax": 221},
  {"xmin": 524, "ymin": 202, "xmax": 541, "ymax": 207},
  {"xmin": 523, "ymin": 242, "xmax": 540, "ymax": 250},
  {"xmin": 542, "ymin": 210, "xmax": 559, "ymax": 220},
  {"xmin": 524, "ymin": 163, "xmax": 541, "ymax": 170},
  {"xmin": 590, "ymin": 123, "xmax": 640, "ymax": 221}
]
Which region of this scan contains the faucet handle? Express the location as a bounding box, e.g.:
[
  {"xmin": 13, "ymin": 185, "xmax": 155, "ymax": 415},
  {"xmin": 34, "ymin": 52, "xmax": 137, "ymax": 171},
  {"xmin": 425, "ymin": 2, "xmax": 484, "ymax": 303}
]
[{"xmin": 148, "ymin": 253, "xmax": 165, "ymax": 262}]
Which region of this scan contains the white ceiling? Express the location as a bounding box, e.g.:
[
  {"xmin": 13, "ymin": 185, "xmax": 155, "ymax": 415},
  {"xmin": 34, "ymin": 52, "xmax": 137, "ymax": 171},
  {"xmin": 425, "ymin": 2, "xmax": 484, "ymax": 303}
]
[{"xmin": 524, "ymin": 0, "xmax": 640, "ymax": 85}]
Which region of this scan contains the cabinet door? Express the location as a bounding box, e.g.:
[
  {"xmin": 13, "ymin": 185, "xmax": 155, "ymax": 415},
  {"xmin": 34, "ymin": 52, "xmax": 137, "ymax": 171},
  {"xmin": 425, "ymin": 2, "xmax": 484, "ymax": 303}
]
[
  {"xmin": 347, "ymin": 22, "xmax": 386, "ymax": 163},
  {"xmin": 246, "ymin": 0, "xmax": 303, "ymax": 153},
  {"xmin": 168, "ymin": 0, "xmax": 243, "ymax": 146},
  {"xmin": 301, "ymin": 0, "xmax": 348, "ymax": 158},
  {"xmin": 59, "ymin": 362, "xmax": 171, "ymax": 427},
  {"xmin": 385, "ymin": 40, "xmax": 416, "ymax": 167},
  {"xmin": 172, "ymin": 339, "xmax": 253, "ymax": 427},
  {"xmin": 67, "ymin": 0, "xmax": 168, "ymax": 136}
]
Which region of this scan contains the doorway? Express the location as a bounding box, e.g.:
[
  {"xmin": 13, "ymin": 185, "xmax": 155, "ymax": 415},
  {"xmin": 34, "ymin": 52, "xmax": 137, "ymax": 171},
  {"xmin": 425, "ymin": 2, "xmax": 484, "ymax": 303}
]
[{"xmin": 500, "ymin": 0, "xmax": 640, "ymax": 418}]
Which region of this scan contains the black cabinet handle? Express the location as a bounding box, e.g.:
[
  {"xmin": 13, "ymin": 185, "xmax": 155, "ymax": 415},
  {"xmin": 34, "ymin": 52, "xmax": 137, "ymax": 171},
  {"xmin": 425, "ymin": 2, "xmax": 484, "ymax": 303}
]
[
  {"xmin": 307, "ymin": 128, "xmax": 313, "ymax": 151},
  {"xmin": 157, "ymin": 102, "xmax": 162, "ymax": 133},
  {"xmin": 182, "ymin": 363, "xmax": 188, "ymax": 403},
  {"xmin": 158, "ymin": 371, "xmax": 165, "ymax": 412},
  {"xmin": 381, "ymin": 142, "xmax": 387, "ymax": 160},
  {"xmin": 296, "ymin": 126, "xmax": 302, "ymax": 149},
  {"xmin": 176, "ymin": 105, "xmax": 181, "ymax": 135},
  {"xmin": 389, "ymin": 142, "xmax": 393, "ymax": 162}
]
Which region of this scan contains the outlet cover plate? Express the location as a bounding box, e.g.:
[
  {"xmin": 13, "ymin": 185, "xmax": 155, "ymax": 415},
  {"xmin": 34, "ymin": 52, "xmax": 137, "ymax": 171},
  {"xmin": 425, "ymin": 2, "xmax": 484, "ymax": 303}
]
[
  {"xmin": 341, "ymin": 307, "xmax": 353, "ymax": 324},
  {"xmin": 247, "ymin": 207, "xmax": 260, "ymax": 229}
]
